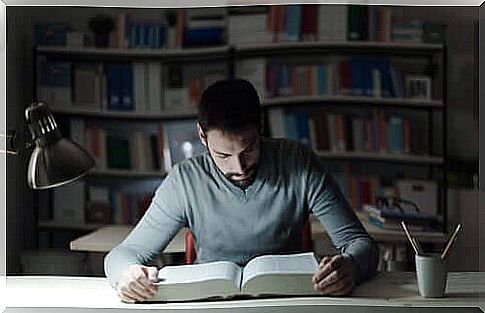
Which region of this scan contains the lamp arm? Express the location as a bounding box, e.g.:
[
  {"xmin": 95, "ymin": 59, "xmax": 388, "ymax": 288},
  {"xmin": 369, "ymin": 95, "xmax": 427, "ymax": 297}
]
[{"xmin": 0, "ymin": 129, "xmax": 34, "ymax": 155}]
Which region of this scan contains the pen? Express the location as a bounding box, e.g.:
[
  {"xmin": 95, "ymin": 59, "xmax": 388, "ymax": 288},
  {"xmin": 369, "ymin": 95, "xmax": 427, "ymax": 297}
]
[
  {"xmin": 440, "ymin": 224, "xmax": 462, "ymax": 260},
  {"xmin": 412, "ymin": 237, "xmax": 423, "ymax": 255},
  {"xmin": 401, "ymin": 221, "xmax": 419, "ymax": 255}
]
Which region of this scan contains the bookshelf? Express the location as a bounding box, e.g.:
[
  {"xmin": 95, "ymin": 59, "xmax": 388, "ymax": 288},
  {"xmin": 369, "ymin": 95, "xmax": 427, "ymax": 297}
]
[{"xmin": 32, "ymin": 5, "xmax": 448, "ymax": 258}]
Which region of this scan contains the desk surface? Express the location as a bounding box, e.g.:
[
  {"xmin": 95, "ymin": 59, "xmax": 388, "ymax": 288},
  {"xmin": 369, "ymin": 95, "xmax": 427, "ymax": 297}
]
[
  {"xmin": 6, "ymin": 272, "xmax": 484, "ymax": 311},
  {"xmin": 70, "ymin": 214, "xmax": 446, "ymax": 253}
]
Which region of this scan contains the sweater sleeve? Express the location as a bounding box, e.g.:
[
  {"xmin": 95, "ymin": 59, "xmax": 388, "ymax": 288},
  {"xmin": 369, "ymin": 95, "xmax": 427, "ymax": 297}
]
[
  {"xmin": 104, "ymin": 166, "xmax": 187, "ymax": 288},
  {"xmin": 304, "ymin": 148, "xmax": 379, "ymax": 285}
]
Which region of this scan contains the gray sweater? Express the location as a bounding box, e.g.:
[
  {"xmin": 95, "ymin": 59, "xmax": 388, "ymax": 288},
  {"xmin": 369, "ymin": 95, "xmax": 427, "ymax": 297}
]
[{"xmin": 104, "ymin": 137, "xmax": 378, "ymax": 287}]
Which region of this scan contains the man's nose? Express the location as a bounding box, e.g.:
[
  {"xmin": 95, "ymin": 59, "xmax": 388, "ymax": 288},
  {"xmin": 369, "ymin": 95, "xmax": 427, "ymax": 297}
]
[{"xmin": 232, "ymin": 155, "xmax": 247, "ymax": 174}]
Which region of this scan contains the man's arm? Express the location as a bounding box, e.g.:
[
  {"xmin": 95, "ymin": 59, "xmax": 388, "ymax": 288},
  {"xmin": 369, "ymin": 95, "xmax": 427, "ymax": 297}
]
[
  {"xmin": 104, "ymin": 169, "xmax": 187, "ymax": 289},
  {"xmin": 303, "ymin": 149, "xmax": 379, "ymax": 289}
]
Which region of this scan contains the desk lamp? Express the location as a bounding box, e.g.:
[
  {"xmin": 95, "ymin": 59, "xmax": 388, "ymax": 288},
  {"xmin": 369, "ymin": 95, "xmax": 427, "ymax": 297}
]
[{"xmin": 1, "ymin": 101, "xmax": 95, "ymax": 189}]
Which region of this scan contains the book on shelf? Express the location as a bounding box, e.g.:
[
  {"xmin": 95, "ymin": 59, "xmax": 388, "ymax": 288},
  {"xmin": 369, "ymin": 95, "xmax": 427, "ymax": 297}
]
[
  {"xmin": 52, "ymin": 180, "xmax": 86, "ymax": 224},
  {"xmin": 85, "ymin": 126, "xmax": 107, "ymax": 170},
  {"xmin": 106, "ymin": 63, "xmax": 134, "ymax": 111},
  {"xmin": 37, "ymin": 58, "xmax": 72, "ymax": 106},
  {"xmin": 106, "ymin": 135, "xmax": 132, "ymax": 170},
  {"xmin": 179, "ymin": 9, "xmax": 237, "ymax": 47},
  {"xmin": 228, "ymin": 13, "xmax": 272, "ymax": 45},
  {"xmin": 34, "ymin": 23, "xmax": 67, "ymax": 46},
  {"xmin": 318, "ymin": 5, "xmax": 347, "ymax": 41},
  {"xmin": 236, "ymin": 58, "xmax": 266, "ymax": 101},
  {"xmin": 147, "ymin": 62, "xmax": 164, "ymax": 113},
  {"xmin": 347, "ymin": 5, "xmax": 369, "ymax": 41},
  {"xmin": 86, "ymin": 186, "xmax": 111, "ymax": 224},
  {"xmin": 151, "ymin": 252, "xmax": 319, "ymax": 302}
]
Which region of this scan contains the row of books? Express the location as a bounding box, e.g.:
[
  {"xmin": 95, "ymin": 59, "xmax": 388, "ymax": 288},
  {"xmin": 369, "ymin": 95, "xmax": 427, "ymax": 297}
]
[
  {"xmin": 34, "ymin": 6, "xmax": 433, "ymax": 51},
  {"xmin": 37, "ymin": 58, "xmax": 226, "ymax": 113},
  {"xmin": 333, "ymin": 172, "xmax": 381, "ymax": 211},
  {"xmin": 71, "ymin": 122, "xmax": 162, "ymax": 172},
  {"xmin": 268, "ymin": 108, "xmax": 424, "ymax": 155},
  {"xmin": 69, "ymin": 118, "xmax": 204, "ymax": 173},
  {"xmin": 265, "ymin": 56, "xmax": 428, "ymax": 100},
  {"xmin": 48, "ymin": 179, "xmax": 154, "ymax": 226},
  {"xmin": 87, "ymin": 185, "xmax": 153, "ymax": 225},
  {"xmin": 114, "ymin": 13, "xmax": 167, "ymax": 49}
]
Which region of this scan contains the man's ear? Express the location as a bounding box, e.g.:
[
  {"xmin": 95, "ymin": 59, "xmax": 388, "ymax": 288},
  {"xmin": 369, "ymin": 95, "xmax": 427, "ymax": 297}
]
[{"xmin": 197, "ymin": 123, "xmax": 208, "ymax": 147}]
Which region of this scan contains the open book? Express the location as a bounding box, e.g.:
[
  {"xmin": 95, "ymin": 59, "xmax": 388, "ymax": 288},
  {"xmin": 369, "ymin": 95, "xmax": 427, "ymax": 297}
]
[{"xmin": 150, "ymin": 252, "xmax": 319, "ymax": 302}]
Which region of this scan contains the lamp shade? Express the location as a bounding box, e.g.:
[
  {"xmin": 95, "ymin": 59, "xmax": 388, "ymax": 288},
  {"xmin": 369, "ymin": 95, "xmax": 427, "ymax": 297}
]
[{"xmin": 25, "ymin": 102, "xmax": 95, "ymax": 189}]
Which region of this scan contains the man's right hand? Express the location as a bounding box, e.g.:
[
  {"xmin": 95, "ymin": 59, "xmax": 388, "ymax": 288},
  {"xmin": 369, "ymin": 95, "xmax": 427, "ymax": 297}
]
[{"xmin": 117, "ymin": 264, "xmax": 158, "ymax": 303}]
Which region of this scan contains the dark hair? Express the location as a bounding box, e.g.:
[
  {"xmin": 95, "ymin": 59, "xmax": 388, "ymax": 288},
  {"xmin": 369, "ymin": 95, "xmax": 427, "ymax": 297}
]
[{"xmin": 198, "ymin": 78, "xmax": 261, "ymax": 134}]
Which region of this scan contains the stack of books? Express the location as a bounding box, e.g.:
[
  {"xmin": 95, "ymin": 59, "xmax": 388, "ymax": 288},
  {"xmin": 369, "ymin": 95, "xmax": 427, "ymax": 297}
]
[{"xmin": 363, "ymin": 204, "xmax": 440, "ymax": 232}]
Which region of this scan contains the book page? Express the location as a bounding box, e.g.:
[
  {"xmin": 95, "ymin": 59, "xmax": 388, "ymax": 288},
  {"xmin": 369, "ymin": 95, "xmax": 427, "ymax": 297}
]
[
  {"xmin": 241, "ymin": 252, "xmax": 318, "ymax": 288},
  {"xmin": 157, "ymin": 261, "xmax": 242, "ymax": 285},
  {"xmin": 151, "ymin": 261, "xmax": 243, "ymax": 302}
]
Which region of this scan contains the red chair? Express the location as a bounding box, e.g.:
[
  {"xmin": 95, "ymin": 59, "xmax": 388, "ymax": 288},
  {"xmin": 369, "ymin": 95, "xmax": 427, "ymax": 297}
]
[{"xmin": 184, "ymin": 220, "xmax": 313, "ymax": 265}]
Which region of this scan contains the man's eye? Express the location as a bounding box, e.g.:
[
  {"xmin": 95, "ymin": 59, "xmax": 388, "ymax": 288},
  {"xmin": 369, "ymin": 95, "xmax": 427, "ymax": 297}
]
[{"xmin": 218, "ymin": 155, "xmax": 229, "ymax": 159}]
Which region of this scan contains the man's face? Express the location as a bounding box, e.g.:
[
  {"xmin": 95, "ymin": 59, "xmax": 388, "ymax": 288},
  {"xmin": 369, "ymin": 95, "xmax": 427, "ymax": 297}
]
[{"xmin": 198, "ymin": 125, "xmax": 261, "ymax": 189}]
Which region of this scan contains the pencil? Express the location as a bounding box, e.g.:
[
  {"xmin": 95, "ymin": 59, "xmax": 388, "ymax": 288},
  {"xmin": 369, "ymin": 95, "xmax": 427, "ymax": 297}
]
[
  {"xmin": 440, "ymin": 224, "xmax": 462, "ymax": 260},
  {"xmin": 401, "ymin": 221, "xmax": 419, "ymax": 255}
]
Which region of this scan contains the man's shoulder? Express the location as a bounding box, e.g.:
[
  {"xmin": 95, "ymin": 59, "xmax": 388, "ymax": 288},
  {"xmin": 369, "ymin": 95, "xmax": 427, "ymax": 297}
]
[{"xmin": 170, "ymin": 152, "xmax": 212, "ymax": 176}]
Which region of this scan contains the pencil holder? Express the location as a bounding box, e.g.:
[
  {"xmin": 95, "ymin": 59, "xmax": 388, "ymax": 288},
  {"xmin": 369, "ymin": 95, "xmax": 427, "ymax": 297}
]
[{"xmin": 415, "ymin": 253, "xmax": 448, "ymax": 298}]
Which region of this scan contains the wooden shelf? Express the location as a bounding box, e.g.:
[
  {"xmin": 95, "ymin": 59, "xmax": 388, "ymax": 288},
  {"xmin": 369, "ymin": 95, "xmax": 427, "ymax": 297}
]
[
  {"xmin": 37, "ymin": 41, "xmax": 443, "ymax": 60},
  {"xmin": 262, "ymin": 95, "xmax": 444, "ymax": 110},
  {"xmin": 49, "ymin": 96, "xmax": 442, "ymax": 119},
  {"xmin": 36, "ymin": 45, "xmax": 231, "ymax": 61},
  {"xmin": 88, "ymin": 169, "xmax": 166, "ymax": 178},
  {"xmin": 50, "ymin": 104, "xmax": 198, "ymax": 120},
  {"xmin": 235, "ymin": 40, "xmax": 444, "ymax": 56},
  {"xmin": 316, "ymin": 151, "xmax": 444, "ymax": 165},
  {"xmin": 39, "ymin": 220, "xmax": 107, "ymax": 231}
]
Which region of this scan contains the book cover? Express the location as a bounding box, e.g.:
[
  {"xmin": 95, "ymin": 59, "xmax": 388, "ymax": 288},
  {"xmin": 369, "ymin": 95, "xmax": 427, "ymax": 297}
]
[
  {"xmin": 121, "ymin": 63, "xmax": 134, "ymax": 110},
  {"xmin": 388, "ymin": 115, "xmax": 403, "ymax": 154},
  {"xmin": 148, "ymin": 62, "xmax": 163, "ymax": 113},
  {"xmin": 107, "ymin": 136, "xmax": 132, "ymax": 170},
  {"xmin": 107, "ymin": 64, "xmax": 122, "ymax": 110},
  {"xmin": 267, "ymin": 108, "xmax": 285, "ymax": 138},
  {"xmin": 285, "ymin": 5, "xmax": 302, "ymax": 42},
  {"xmin": 295, "ymin": 111, "xmax": 311, "ymax": 147},
  {"xmin": 53, "ymin": 180, "xmax": 85, "ymax": 224},
  {"xmin": 300, "ymin": 5, "xmax": 318, "ymax": 41},
  {"xmin": 133, "ymin": 62, "xmax": 148, "ymax": 113}
]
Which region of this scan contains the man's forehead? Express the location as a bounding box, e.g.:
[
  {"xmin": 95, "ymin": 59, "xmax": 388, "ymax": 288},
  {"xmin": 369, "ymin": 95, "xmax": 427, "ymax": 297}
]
[{"xmin": 207, "ymin": 128, "xmax": 258, "ymax": 141}]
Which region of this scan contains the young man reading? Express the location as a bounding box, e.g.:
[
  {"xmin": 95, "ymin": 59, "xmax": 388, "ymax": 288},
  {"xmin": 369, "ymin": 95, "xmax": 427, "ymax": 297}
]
[{"xmin": 104, "ymin": 79, "xmax": 379, "ymax": 303}]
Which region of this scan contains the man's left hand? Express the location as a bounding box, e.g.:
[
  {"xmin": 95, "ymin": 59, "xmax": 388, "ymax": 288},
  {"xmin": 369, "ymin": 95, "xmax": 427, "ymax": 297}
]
[{"xmin": 312, "ymin": 254, "xmax": 354, "ymax": 296}]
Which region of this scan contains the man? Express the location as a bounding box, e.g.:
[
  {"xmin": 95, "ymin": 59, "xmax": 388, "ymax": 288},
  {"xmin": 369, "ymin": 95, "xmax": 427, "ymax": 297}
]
[{"xmin": 105, "ymin": 78, "xmax": 379, "ymax": 303}]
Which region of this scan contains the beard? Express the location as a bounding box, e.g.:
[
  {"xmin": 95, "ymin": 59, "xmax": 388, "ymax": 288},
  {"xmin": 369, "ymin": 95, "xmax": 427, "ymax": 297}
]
[
  {"xmin": 228, "ymin": 172, "xmax": 257, "ymax": 189},
  {"xmin": 225, "ymin": 167, "xmax": 258, "ymax": 190}
]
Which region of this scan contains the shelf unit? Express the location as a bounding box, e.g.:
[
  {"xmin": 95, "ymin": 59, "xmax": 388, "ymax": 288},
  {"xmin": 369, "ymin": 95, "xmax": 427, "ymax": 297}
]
[{"xmin": 33, "ymin": 12, "xmax": 448, "ymax": 249}]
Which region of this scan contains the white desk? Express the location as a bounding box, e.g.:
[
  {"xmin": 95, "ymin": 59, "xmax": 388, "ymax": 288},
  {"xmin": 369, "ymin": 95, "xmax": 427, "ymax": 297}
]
[
  {"xmin": 70, "ymin": 214, "xmax": 447, "ymax": 253},
  {"xmin": 5, "ymin": 272, "xmax": 485, "ymax": 312}
]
